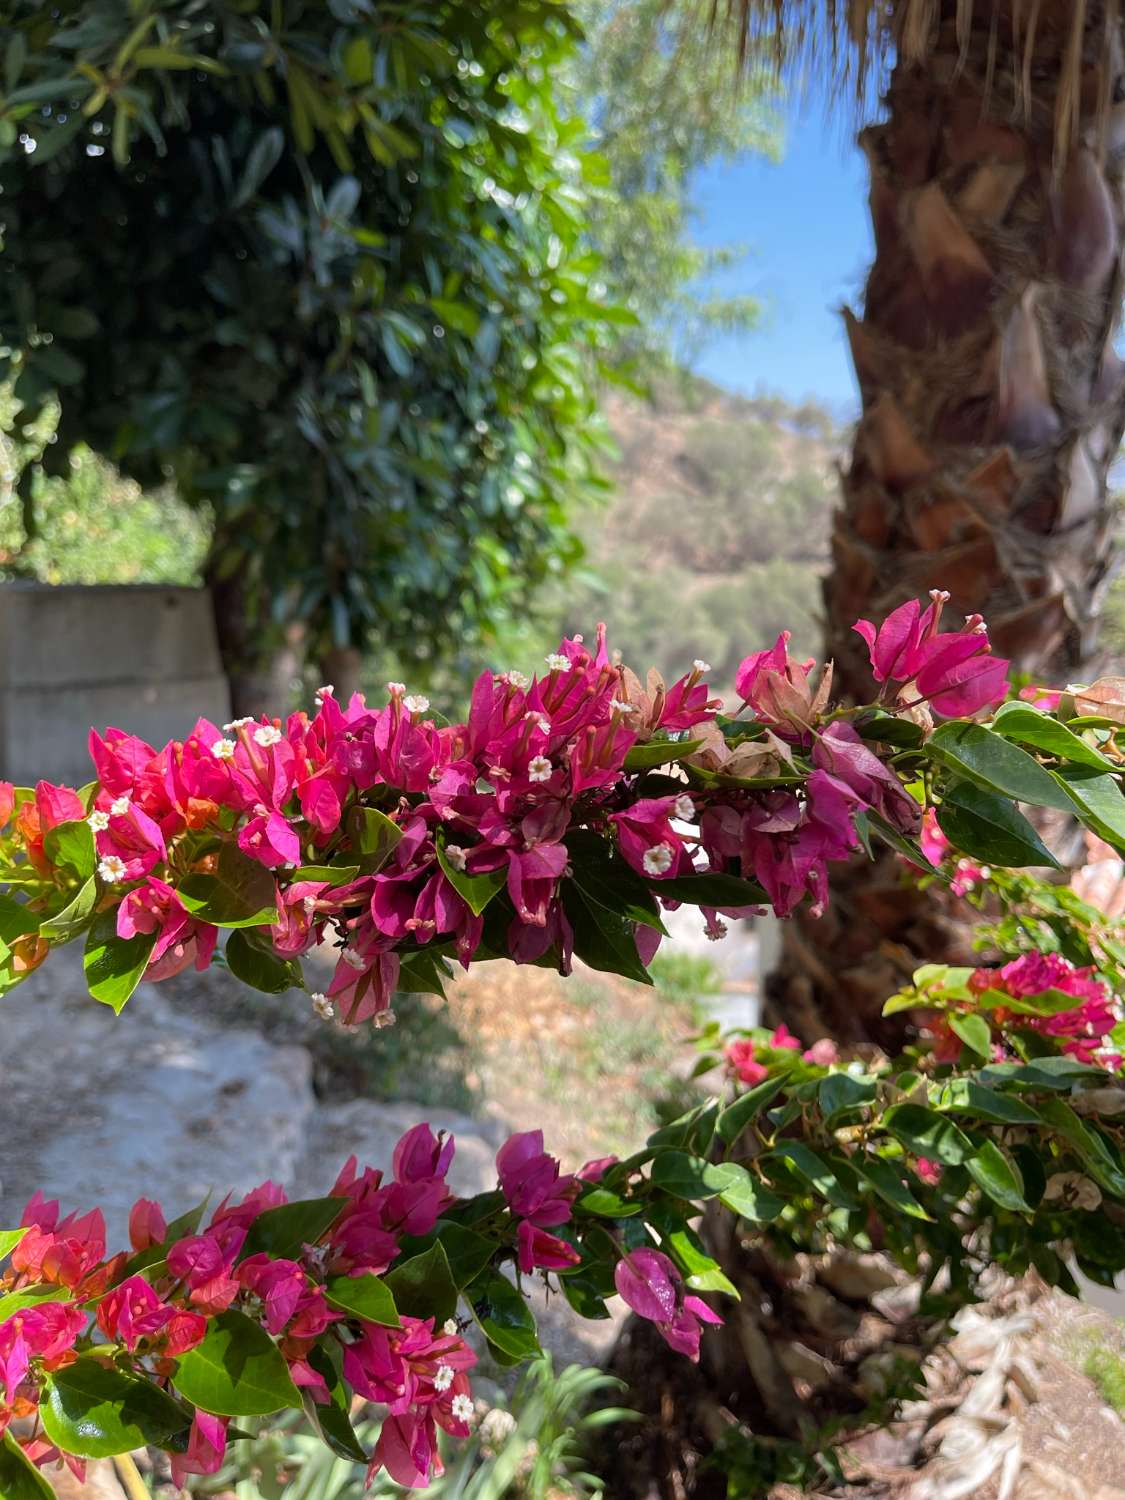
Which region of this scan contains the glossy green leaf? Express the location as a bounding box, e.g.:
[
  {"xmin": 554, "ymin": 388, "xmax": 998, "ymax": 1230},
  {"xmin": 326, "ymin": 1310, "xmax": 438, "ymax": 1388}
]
[
  {"xmin": 818, "ymin": 1072, "xmax": 876, "ymax": 1120},
  {"xmin": 576, "ymin": 1187, "xmax": 644, "ymax": 1218},
  {"xmin": 716, "ymin": 1076, "xmax": 787, "ymax": 1144},
  {"xmin": 39, "ymin": 877, "xmax": 97, "ymax": 943},
  {"xmin": 0, "ymin": 1285, "xmax": 70, "ymax": 1319},
  {"xmin": 43, "ymin": 819, "xmax": 96, "ymax": 879},
  {"xmin": 384, "ymin": 1242, "xmax": 459, "ymax": 1325},
  {"xmin": 179, "ymin": 843, "xmax": 279, "ymax": 928},
  {"xmin": 652, "ymin": 871, "xmax": 768, "ymax": 908},
  {"xmin": 470, "ymin": 1271, "xmax": 541, "ymax": 1362},
  {"xmin": 436, "ymin": 840, "xmax": 507, "ymax": 916},
  {"xmin": 346, "ymin": 806, "xmax": 403, "ymax": 875},
  {"xmin": 0, "ymin": 1228, "xmax": 28, "ymax": 1261},
  {"xmin": 42, "ymin": 1361, "xmax": 192, "ymax": 1458},
  {"xmin": 990, "ymin": 702, "xmax": 1114, "ymax": 772},
  {"xmin": 224, "ymin": 930, "xmax": 302, "ymax": 994},
  {"xmin": 622, "ymin": 737, "xmax": 704, "ymax": 770},
  {"xmin": 851, "ymin": 1155, "xmax": 932, "ymax": 1220},
  {"xmin": 173, "ymin": 1309, "xmax": 302, "ymax": 1416},
  {"xmin": 1052, "ymin": 767, "xmax": 1125, "ymax": 852},
  {"xmin": 649, "ymin": 1152, "xmax": 748, "ymax": 1200},
  {"xmin": 965, "ymin": 1141, "xmax": 1028, "ymax": 1212},
  {"xmin": 567, "ymin": 841, "xmax": 666, "ymax": 934},
  {"xmin": 763, "ymin": 1143, "xmax": 860, "ymax": 1209},
  {"xmin": 1036, "ymin": 1096, "xmax": 1125, "ymax": 1197},
  {"xmin": 0, "ymin": 1432, "xmax": 55, "ymax": 1500},
  {"xmin": 928, "ymin": 722, "xmax": 1073, "ymax": 812},
  {"xmin": 936, "ymin": 781, "xmax": 1059, "ymax": 869},
  {"xmin": 935, "ymin": 1079, "xmax": 1041, "ymax": 1125},
  {"xmin": 0, "ymin": 894, "xmax": 39, "ymax": 945},
  {"xmin": 883, "ymin": 1104, "xmax": 974, "ymax": 1165},
  {"xmin": 949, "ymin": 1012, "xmax": 992, "ymax": 1060},
  {"xmin": 324, "ymin": 1273, "xmax": 400, "ymax": 1328},
  {"xmin": 83, "ymin": 910, "xmax": 156, "ymax": 1013},
  {"xmin": 240, "ymin": 1198, "xmax": 343, "ymax": 1260},
  {"xmin": 291, "ymin": 864, "xmax": 359, "ymax": 887},
  {"xmin": 561, "ymin": 881, "xmax": 652, "ymax": 985},
  {"xmin": 300, "ymin": 1345, "xmax": 366, "ymax": 1463}
]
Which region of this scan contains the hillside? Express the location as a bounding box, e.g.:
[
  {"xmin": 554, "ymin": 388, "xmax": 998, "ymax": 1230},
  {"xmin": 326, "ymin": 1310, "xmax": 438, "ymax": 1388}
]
[{"xmin": 555, "ymin": 376, "xmax": 844, "ymax": 684}]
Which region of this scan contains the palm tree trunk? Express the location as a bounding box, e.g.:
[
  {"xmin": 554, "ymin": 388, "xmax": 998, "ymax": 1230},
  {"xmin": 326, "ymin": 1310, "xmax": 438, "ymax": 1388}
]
[{"xmin": 768, "ymin": 1, "xmax": 1125, "ymax": 1042}]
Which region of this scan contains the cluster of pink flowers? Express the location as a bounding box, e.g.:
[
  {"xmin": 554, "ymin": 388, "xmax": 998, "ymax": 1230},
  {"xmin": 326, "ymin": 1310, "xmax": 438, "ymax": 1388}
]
[
  {"xmin": 0, "ymin": 599, "xmax": 1012, "ymax": 1018},
  {"xmin": 854, "ymin": 591, "xmax": 1009, "ymax": 719},
  {"xmin": 614, "ymin": 1249, "xmax": 722, "ymax": 1360},
  {"xmin": 969, "ymin": 953, "xmax": 1122, "ymax": 1068},
  {"xmin": 0, "ymin": 1125, "xmax": 486, "ymax": 1490},
  {"xmin": 725, "ymin": 1023, "xmax": 838, "ymax": 1085}
]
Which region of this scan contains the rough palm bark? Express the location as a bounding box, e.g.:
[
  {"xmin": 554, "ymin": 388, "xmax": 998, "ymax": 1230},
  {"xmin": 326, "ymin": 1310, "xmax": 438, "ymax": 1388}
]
[{"xmin": 767, "ymin": 0, "xmax": 1125, "ymax": 1044}]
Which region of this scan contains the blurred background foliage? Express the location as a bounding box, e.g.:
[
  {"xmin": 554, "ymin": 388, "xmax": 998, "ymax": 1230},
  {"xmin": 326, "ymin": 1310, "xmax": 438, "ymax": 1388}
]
[{"xmin": 0, "ymin": 0, "xmax": 795, "ymax": 709}]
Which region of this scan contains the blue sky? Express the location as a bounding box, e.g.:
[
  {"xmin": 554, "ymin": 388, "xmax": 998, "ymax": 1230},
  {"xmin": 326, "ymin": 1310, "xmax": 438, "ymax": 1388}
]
[{"xmin": 689, "ymin": 99, "xmax": 873, "ymax": 416}]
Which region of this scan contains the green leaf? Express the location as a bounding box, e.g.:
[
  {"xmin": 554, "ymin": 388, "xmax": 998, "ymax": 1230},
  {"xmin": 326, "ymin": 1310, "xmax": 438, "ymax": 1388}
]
[
  {"xmin": 384, "ymin": 1242, "xmax": 459, "ymax": 1325},
  {"xmin": 883, "ymin": 1104, "xmax": 974, "ymax": 1165},
  {"xmin": 862, "ymin": 810, "xmax": 935, "ymax": 871},
  {"xmin": 1051, "ymin": 768, "xmax": 1125, "ymax": 852},
  {"xmin": 928, "ymin": 722, "xmax": 1073, "ymax": 812},
  {"xmin": 291, "ymin": 864, "xmax": 359, "ymax": 887},
  {"xmin": 561, "ymin": 882, "xmax": 652, "ymax": 985},
  {"xmin": 935, "ymin": 1079, "xmax": 1041, "ymax": 1125},
  {"xmin": 980, "ymin": 1056, "xmax": 1109, "ymax": 1090},
  {"xmin": 0, "ymin": 1432, "xmax": 55, "ymax": 1500},
  {"xmin": 346, "ymin": 806, "xmax": 403, "ymax": 875},
  {"xmin": 936, "ymin": 781, "xmax": 1059, "ymax": 869},
  {"xmin": 990, "ymin": 702, "xmax": 1115, "ymax": 772},
  {"xmin": 649, "ymin": 1152, "xmax": 747, "ymax": 1200},
  {"xmin": 300, "ymin": 1345, "xmax": 366, "ymax": 1463},
  {"xmin": 173, "ymin": 1309, "xmax": 301, "ymax": 1417},
  {"xmin": 0, "ymin": 894, "xmax": 39, "ymax": 945},
  {"xmin": 39, "ymin": 877, "xmax": 97, "ymax": 943},
  {"xmin": 851, "ymin": 1156, "xmax": 932, "ymax": 1220},
  {"xmin": 324, "ymin": 1274, "xmax": 400, "ymax": 1328},
  {"xmin": 396, "ymin": 946, "xmax": 453, "ymax": 999},
  {"xmin": 576, "ymin": 1187, "xmax": 644, "ymax": 1218},
  {"xmin": 763, "ymin": 1143, "xmax": 860, "ymax": 1209},
  {"xmin": 42, "ymin": 1362, "xmax": 191, "ymax": 1458},
  {"xmin": 949, "ymin": 1012, "xmax": 992, "ymax": 1060},
  {"xmin": 0, "ymin": 1228, "xmax": 28, "ymax": 1261},
  {"xmin": 567, "ymin": 842, "xmax": 667, "ymax": 933},
  {"xmin": 651, "ymin": 871, "xmax": 767, "ymax": 908},
  {"xmin": 965, "ymin": 1141, "xmax": 1028, "ymax": 1212},
  {"xmin": 818, "ymin": 1073, "xmax": 876, "ymax": 1121},
  {"xmin": 436, "ymin": 841, "xmax": 507, "ymax": 916},
  {"xmin": 232, "ymin": 127, "xmax": 285, "ymax": 208},
  {"xmin": 224, "ymin": 930, "xmax": 301, "ymax": 994},
  {"xmin": 1036, "ymin": 1096, "xmax": 1125, "ymax": 1197},
  {"xmin": 179, "ymin": 843, "xmax": 279, "ymax": 928},
  {"xmin": 716, "ymin": 1076, "xmax": 787, "ymax": 1144},
  {"xmin": 622, "ymin": 738, "xmax": 704, "ymax": 770},
  {"xmin": 470, "ymin": 1271, "xmax": 541, "ymax": 1362},
  {"xmin": 43, "ymin": 819, "xmax": 96, "ymax": 880},
  {"xmin": 0, "ymin": 1285, "xmax": 69, "ymax": 1319},
  {"xmin": 414, "ymin": 1222, "xmax": 497, "ymax": 1290},
  {"xmin": 83, "ymin": 910, "xmax": 155, "ymax": 1013},
  {"xmin": 240, "ymin": 1198, "xmax": 343, "ymax": 1260},
  {"xmin": 715, "ymin": 1172, "xmax": 785, "ymax": 1223}
]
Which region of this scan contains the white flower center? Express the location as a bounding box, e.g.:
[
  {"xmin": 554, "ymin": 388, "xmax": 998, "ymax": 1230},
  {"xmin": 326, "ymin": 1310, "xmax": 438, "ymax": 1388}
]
[{"xmin": 642, "ymin": 842, "xmax": 674, "ymax": 876}]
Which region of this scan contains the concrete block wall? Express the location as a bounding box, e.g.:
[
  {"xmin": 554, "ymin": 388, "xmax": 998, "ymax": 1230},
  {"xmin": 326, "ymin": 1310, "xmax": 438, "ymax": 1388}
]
[{"xmin": 0, "ymin": 584, "xmax": 231, "ymax": 788}]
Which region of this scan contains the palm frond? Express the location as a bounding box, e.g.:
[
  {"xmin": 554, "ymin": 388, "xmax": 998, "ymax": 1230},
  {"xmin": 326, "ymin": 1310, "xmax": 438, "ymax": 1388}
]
[{"xmin": 705, "ymin": 1, "xmax": 1115, "ymax": 162}]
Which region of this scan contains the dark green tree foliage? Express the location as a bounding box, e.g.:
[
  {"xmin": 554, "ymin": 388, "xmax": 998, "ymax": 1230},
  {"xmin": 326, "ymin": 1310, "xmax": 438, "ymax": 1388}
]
[{"xmin": 0, "ymin": 1, "xmax": 618, "ymax": 702}]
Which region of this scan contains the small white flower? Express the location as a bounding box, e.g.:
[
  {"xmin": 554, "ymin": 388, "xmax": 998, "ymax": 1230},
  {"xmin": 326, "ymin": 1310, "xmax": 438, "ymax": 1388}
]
[
  {"xmin": 692, "ymin": 659, "xmax": 711, "ymax": 674},
  {"xmin": 444, "ymin": 844, "xmax": 468, "ymax": 872},
  {"xmin": 87, "ymin": 810, "xmax": 110, "ymax": 832},
  {"xmin": 404, "ymin": 694, "xmax": 430, "ymax": 715},
  {"xmin": 253, "ymin": 724, "xmax": 283, "ymax": 747},
  {"xmin": 642, "ymin": 842, "xmax": 674, "ymax": 876},
  {"xmin": 211, "ymin": 738, "xmax": 236, "ymax": 761},
  {"xmin": 223, "ymin": 716, "xmax": 254, "ymax": 732},
  {"xmin": 609, "ymin": 698, "xmax": 636, "ymax": 714},
  {"xmin": 386, "ymin": 681, "xmax": 406, "ymax": 695},
  {"xmin": 451, "ymin": 1393, "xmax": 474, "ymax": 1423},
  {"xmin": 544, "ymin": 653, "xmax": 569, "ymax": 672},
  {"xmin": 310, "ymin": 992, "xmax": 335, "ymax": 1021},
  {"xmin": 302, "ymin": 896, "xmax": 319, "ymax": 917},
  {"xmin": 341, "ymin": 948, "xmax": 366, "ymax": 971},
  {"xmin": 674, "ymin": 794, "xmax": 695, "ymax": 821},
  {"xmin": 98, "ymin": 855, "xmax": 127, "ymax": 884},
  {"xmin": 536, "ymin": 716, "xmax": 551, "ymax": 734},
  {"xmin": 433, "ymin": 1363, "xmax": 455, "ymax": 1392},
  {"xmin": 505, "ymin": 670, "xmax": 530, "ymax": 690},
  {"xmin": 374, "ymin": 1008, "xmax": 396, "ymax": 1028},
  {"xmin": 528, "ymin": 755, "xmax": 552, "ymax": 783},
  {"xmin": 442, "ymin": 1318, "xmax": 459, "ymax": 1337},
  {"xmin": 110, "ymin": 796, "xmax": 131, "ymax": 816},
  {"xmin": 315, "ymin": 684, "xmax": 335, "ymax": 701}
]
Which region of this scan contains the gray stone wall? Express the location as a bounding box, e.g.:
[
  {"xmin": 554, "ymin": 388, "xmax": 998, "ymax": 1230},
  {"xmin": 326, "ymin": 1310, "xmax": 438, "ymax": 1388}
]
[{"xmin": 0, "ymin": 583, "xmax": 230, "ymax": 787}]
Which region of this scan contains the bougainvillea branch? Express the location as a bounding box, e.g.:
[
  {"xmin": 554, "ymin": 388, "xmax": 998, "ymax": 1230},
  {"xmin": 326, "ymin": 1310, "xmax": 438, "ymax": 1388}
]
[{"xmin": 4, "ymin": 591, "xmax": 1125, "ymax": 1489}]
